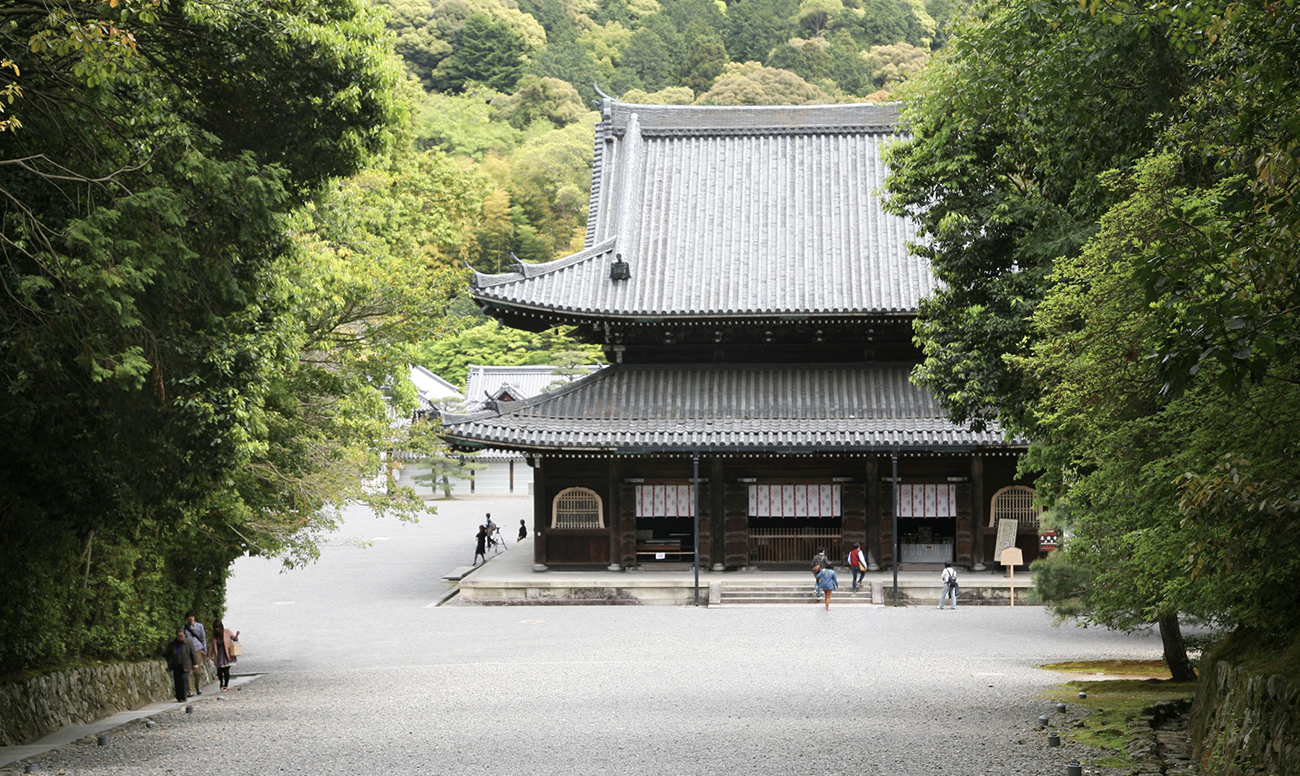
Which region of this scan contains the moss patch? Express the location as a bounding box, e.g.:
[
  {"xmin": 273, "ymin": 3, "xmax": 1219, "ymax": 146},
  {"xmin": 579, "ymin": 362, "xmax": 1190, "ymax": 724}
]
[
  {"xmin": 1207, "ymin": 627, "xmax": 1300, "ymax": 681},
  {"xmin": 1040, "ymin": 659, "xmax": 1171, "ymax": 677},
  {"xmin": 1040, "ymin": 670, "xmax": 1197, "ymax": 769}
]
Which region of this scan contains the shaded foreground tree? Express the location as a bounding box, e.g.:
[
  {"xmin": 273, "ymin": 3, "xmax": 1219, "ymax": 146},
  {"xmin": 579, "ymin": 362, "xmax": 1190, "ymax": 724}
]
[
  {"xmin": 0, "ymin": 0, "xmax": 458, "ymax": 674},
  {"xmin": 887, "ymin": 0, "xmax": 1300, "ymax": 680}
]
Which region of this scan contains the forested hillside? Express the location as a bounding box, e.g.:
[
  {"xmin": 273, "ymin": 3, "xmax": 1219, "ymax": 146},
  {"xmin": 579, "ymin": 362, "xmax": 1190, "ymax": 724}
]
[{"xmin": 377, "ymin": 0, "xmax": 959, "ymax": 275}]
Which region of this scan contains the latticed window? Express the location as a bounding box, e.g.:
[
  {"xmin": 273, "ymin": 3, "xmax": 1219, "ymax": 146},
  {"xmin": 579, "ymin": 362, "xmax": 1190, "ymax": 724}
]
[
  {"xmin": 989, "ymin": 486, "xmax": 1040, "ymax": 530},
  {"xmin": 552, "ymin": 487, "xmax": 604, "ymax": 529}
]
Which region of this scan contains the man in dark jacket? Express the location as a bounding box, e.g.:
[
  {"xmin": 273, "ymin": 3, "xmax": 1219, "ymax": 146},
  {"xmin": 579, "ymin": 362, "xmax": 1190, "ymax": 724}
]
[{"xmin": 167, "ymin": 628, "xmax": 199, "ymax": 703}]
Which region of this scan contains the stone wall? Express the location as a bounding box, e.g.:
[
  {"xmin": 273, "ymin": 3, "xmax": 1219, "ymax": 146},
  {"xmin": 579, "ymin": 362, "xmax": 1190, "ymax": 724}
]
[
  {"xmin": 0, "ymin": 661, "xmax": 213, "ymax": 746},
  {"xmin": 1189, "ymin": 655, "xmax": 1300, "ymax": 776}
]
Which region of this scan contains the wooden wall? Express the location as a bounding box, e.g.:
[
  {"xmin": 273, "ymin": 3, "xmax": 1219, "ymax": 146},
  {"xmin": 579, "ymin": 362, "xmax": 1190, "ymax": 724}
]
[{"xmin": 531, "ymin": 451, "xmax": 1029, "ymax": 569}]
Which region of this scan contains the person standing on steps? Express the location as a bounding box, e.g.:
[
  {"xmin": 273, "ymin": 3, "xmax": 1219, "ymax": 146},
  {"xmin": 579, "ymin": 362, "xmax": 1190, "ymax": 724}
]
[
  {"xmin": 518, "ymin": 518, "xmax": 528, "ymax": 543},
  {"xmin": 848, "ymin": 542, "xmax": 868, "ymax": 592},
  {"xmin": 817, "ymin": 560, "xmax": 838, "ymax": 610},
  {"xmin": 938, "ymin": 561, "xmax": 959, "ymax": 609},
  {"xmin": 184, "ymin": 610, "xmax": 207, "ymax": 696},
  {"xmin": 811, "ymin": 547, "xmax": 828, "ymax": 598}
]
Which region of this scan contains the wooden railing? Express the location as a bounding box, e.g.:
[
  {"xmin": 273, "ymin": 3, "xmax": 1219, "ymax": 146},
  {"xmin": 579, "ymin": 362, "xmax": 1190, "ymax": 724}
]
[{"xmin": 749, "ymin": 527, "xmax": 842, "ymax": 564}]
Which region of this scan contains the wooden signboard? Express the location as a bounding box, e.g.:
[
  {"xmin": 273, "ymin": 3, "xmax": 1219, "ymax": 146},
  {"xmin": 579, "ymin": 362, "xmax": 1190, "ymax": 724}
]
[
  {"xmin": 1001, "ymin": 547, "xmax": 1024, "ymax": 607},
  {"xmin": 994, "ymin": 518, "xmax": 1019, "ymax": 563}
]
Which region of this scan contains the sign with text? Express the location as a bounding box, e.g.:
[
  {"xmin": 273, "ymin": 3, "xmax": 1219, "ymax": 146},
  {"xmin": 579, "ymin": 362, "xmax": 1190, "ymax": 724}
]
[{"xmin": 994, "ymin": 518, "xmax": 1019, "ymax": 563}]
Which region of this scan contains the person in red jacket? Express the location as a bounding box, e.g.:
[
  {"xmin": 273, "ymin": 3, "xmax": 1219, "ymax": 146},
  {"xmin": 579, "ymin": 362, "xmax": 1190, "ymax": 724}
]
[{"xmin": 848, "ymin": 542, "xmax": 868, "ymax": 592}]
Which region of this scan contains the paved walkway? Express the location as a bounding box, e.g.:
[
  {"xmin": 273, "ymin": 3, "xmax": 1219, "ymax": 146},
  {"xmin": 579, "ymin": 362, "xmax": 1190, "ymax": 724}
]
[{"xmin": 0, "ymin": 674, "xmax": 259, "ymax": 768}]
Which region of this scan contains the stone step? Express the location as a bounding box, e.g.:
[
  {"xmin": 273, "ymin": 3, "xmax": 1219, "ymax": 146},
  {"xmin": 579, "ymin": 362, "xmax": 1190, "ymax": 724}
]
[{"xmin": 718, "ymin": 587, "xmax": 874, "ymax": 605}]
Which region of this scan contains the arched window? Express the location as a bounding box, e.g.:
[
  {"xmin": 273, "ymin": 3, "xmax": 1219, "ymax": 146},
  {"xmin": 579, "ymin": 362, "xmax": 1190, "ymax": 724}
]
[
  {"xmin": 552, "ymin": 487, "xmax": 604, "ymax": 529},
  {"xmin": 989, "ymin": 485, "xmax": 1040, "ymax": 530}
]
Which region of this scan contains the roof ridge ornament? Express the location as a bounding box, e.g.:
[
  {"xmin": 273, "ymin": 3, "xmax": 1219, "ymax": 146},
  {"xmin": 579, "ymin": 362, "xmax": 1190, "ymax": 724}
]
[{"xmin": 610, "ymin": 253, "xmax": 631, "ymax": 281}]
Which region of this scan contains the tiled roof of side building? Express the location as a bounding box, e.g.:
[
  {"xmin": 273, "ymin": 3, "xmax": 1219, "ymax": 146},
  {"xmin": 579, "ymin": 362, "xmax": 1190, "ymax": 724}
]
[
  {"xmin": 471, "ymin": 101, "xmax": 931, "ymax": 321},
  {"xmin": 462, "ymin": 364, "xmax": 603, "ymax": 412},
  {"xmin": 441, "ymin": 364, "xmax": 1020, "ymax": 454}
]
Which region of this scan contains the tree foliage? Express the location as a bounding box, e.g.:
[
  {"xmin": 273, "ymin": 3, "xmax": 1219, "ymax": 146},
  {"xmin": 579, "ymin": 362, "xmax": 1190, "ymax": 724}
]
[
  {"xmin": 0, "ymin": 0, "xmax": 488, "ymax": 674},
  {"xmin": 409, "ymin": 319, "xmax": 603, "ymax": 387},
  {"xmin": 889, "ymin": 0, "xmax": 1300, "ymax": 668}
]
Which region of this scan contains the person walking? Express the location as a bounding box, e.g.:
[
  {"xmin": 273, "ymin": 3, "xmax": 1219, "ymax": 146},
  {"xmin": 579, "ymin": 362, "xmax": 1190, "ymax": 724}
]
[
  {"xmin": 811, "ymin": 547, "xmax": 828, "ymax": 598},
  {"xmin": 210, "ymin": 620, "xmax": 240, "ymax": 691},
  {"xmin": 166, "ymin": 628, "xmax": 199, "ymax": 703},
  {"xmin": 184, "ymin": 610, "xmax": 207, "ymax": 696},
  {"xmin": 817, "ymin": 560, "xmax": 839, "ymax": 610},
  {"xmin": 518, "ymin": 519, "xmax": 528, "ymax": 543},
  {"xmin": 474, "ymin": 525, "xmax": 487, "ymax": 565},
  {"xmin": 938, "ymin": 561, "xmax": 959, "ymax": 609},
  {"xmin": 847, "ymin": 542, "xmax": 868, "ymax": 592}
]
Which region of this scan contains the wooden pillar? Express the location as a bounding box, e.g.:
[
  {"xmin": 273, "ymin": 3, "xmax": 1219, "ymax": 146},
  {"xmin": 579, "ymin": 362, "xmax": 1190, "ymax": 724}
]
[
  {"xmin": 608, "ymin": 458, "xmax": 622, "ymax": 570},
  {"xmin": 509, "ymin": 460, "xmax": 515, "ymax": 493},
  {"xmin": 956, "ymin": 481, "xmax": 973, "ymax": 568},
  {"xmin": 971, "ymin": 454, "xmax": 986, "ymax": 570},
  {"xmin": 533, "ymin": 457, "xmax": 548, "ymax": 570},
  {"xmin": 841, "ymin": 481, "xmax": 867, "ymax": 563},
  {"xmin": 878, "ymin": 455, "xmax": 895, "ymax": 569},
  {"xmin": 709, "ymin": 457, "xmax": 725, "ymax": 570},
  {"xmin": 865, "ymin": 456, "xmax": 880, "ymax": 570}
]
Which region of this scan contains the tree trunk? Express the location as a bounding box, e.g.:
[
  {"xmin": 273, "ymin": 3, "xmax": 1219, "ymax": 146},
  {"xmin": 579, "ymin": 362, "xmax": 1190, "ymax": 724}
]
[{"xmin": 1158, "ymin": 612, "xmax": 1197, "ymax": 682}]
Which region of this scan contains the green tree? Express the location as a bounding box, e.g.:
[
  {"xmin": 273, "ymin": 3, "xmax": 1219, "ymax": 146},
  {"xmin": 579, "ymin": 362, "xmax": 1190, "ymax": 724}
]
[
  {"xmin": 623, "ymin": 27, "xmax": 677, "ymax": 92},
  {"xmin": 409, "ymin": 320, "xmax": 602, "ymax": 386},
  {"xmin": 678, "ymin": 30, "xmax": 730, "ymax": 92},
  {"xmin": 695, "ymin": 62, "xmax": 830, "ymax": 104},
  {"xmin": 491, "ymin": 75, "xmax": 588, "ymax": 130},
  {"xmin": 726, "ymin": 0, "xmax": 800, "ymax": 63},
  {"xmin": 0, "ymin": 0, "xmax": 408, "ymax": 673},
  {"xmin": 883, "ymin": 0, "xmax": 1184, "ymax": 433},
  {"xmin": 861, "ymin": 41, "xmax": 928, "ymax": 88},
  {"xmin": 433, "ymin": 12, "xmax": 531, "ymax": 92}
]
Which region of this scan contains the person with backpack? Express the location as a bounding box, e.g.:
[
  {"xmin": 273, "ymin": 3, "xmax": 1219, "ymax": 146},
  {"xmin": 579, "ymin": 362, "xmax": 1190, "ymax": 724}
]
[
  {"xmin": 810, "ymin": 547, "xmax": 828, "ymax": 598},
  {"xmin": 847, "ymin": 542, "xmax": 868, "ymax": 592},
  {"xmin": 938, "ymin": 561, "xmax": 959, "ymax": 609}
]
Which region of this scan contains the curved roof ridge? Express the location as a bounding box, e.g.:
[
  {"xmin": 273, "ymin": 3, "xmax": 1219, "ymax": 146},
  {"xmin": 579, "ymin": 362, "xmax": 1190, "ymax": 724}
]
[
  {"xmin": 604, "ymin": 99, "xmax": 901, "ymax": 135},
  {"xmin": 471, "ymin": 236, "xmax": 618, "ymax": 289}
]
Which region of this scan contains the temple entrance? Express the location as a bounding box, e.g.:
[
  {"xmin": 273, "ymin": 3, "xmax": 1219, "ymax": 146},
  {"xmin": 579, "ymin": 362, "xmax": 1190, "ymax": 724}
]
[
  {"xmin": 634, "ymin": 484, "xmax": 696, "ymax": 565},
  {"xmin": 745, "ymin": 484, "xmax": 842, "ymax": 566},
  {"xmin": 897, "ymin": 483, "xmax": 957, "ymax": 567}
]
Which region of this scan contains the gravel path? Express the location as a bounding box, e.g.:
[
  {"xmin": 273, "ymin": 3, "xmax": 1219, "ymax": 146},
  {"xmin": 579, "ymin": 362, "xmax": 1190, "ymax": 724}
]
[{"xmin": 4, "ymin": 500, "xmax": 1158, "ymax": 776}]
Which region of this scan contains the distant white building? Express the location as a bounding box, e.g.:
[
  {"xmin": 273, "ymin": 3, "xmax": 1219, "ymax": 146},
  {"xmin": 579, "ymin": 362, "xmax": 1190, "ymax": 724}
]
[
  {"xmin": 410, "ymin": 365, "xmax": 461, "ymax": 412},
  {"xmin": 397, "ymin": 363, "xmax": 602, "ymax": 498}
]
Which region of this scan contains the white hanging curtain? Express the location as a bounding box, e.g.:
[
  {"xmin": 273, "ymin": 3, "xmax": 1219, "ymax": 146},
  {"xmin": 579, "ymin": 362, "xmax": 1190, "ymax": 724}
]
[
  {"xmin": 635, "ymin": 484, "xmax": 695, "ymax": 517},
  {"xmin": 747, "ymin": 484, "xmax": 842, "ymax": 517},
  {"xmin": 898, "ymin": 483, "xmax": 957, "ymax": 517}
]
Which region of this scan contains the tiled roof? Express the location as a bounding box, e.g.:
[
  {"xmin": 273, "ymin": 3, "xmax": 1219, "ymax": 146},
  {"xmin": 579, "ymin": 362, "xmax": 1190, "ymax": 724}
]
[
  {"xmin": 462, "ymin": 364, "xmax": 603, "ymax": 412},
  {"xmin": 472, "ymin": 101, "xmax": 931, "ymax": 321},
  {"xmin": 410, "ymin": 365, "xmax": 461, "ymax": 410},
  {"xmin": 441, "ymin": 364, "xmax": 1016, "ymax": 453}
]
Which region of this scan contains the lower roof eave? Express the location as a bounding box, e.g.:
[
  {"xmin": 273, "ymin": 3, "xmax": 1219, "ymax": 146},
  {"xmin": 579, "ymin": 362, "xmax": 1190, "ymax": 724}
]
[{"xmin": 443, "ymin": 439, "xmax": 1027, "ymax": 457}]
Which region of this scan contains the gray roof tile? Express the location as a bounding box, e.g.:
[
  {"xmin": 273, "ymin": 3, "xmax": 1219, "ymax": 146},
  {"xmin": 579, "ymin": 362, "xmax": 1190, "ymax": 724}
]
[
  {"xmin": 441, "ymin": 365, "xmax": 1014, "ymax": 453},
  {"xmin": 472, "ymin": 102, "xmax": 931, "ymax": 320}
]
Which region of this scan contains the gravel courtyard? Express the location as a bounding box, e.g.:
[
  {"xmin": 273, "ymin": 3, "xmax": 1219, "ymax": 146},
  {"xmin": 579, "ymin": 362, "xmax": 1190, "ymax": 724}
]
[{"xmin": 8, "ymin": 499, "xmax": 1162, "ymax": 776}]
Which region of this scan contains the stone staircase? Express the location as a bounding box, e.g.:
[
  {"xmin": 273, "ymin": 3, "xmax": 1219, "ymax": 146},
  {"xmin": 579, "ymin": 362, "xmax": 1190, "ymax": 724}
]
[{"xmin": 714, "ymin": 584, "xmax": 877, "ymax": 606}]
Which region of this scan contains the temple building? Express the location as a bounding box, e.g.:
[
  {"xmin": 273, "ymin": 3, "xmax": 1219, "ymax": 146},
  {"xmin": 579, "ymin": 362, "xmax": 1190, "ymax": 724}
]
[{"xmin": 441, "ymin": 99, "xmax": 1040, "ymax": 572}]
